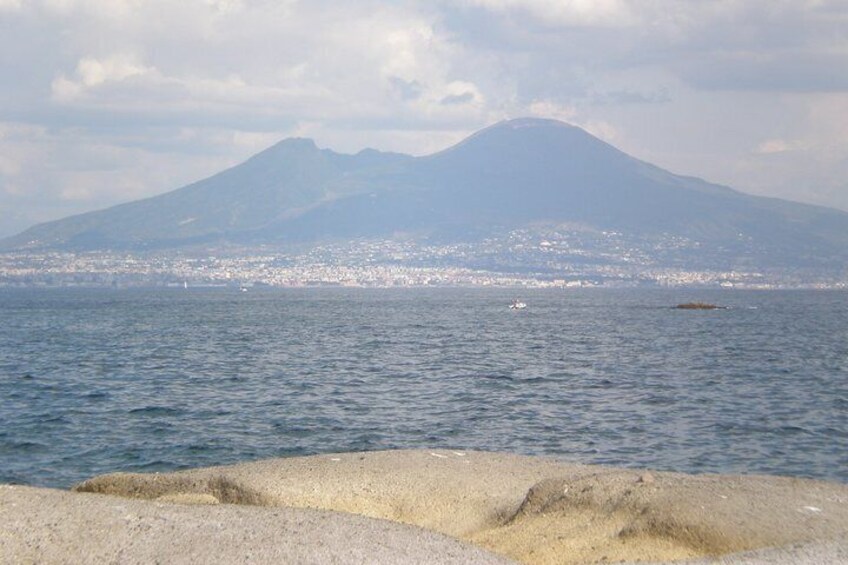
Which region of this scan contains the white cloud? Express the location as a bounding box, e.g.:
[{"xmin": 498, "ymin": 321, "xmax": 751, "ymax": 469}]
[
  {"xmin": 36, "ymin": 2, "xmax": 490, "ymax": 130},
  {"xmin": 51, "ymin": 54, "xmax": 155, "ymax": 101},
  {"xmin": 755, "ymin": 139, "xmax": 793, "ymax": 155},
  {"xmin": 76, "ymin": 55, "xmax": 152, "ymax": 87},
  {"xmin": 1, "ymin": 0, "xmax": 847, "ymax": 237},
  {"xmin": 204, "ymin": 0, "xmax": 245, "ymax": 16},
  {"xmin": 527, "ymin": 100, "xmax": 577, "ymax": 122},
  {"xmin": 462, "ymin": 0, "xmax": 636, "ymax": 27},
  {"xmin": 379, "ymin": 24, "xmax": 438, "ymax": 79},
  {"xmin": 0, "ymin": 0, "xmax": 22, "ymax": 12},
  {"xmin": 0, "ymin": 154, "xmax": 21, "ymax": 177},
  {"xmin": 39, "ymin": 0, "xmax": 142, "ymax": 19}
]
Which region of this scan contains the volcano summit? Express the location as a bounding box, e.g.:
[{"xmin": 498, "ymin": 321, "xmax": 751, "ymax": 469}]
[{"xmin": 4, "ymin": 118, "xmax": 848, "ymax": 274}]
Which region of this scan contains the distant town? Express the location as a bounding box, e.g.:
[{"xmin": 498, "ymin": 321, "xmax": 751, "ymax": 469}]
[{"xmin": 2, "ymin": 227, "xmax": 845, "ymax": 289}]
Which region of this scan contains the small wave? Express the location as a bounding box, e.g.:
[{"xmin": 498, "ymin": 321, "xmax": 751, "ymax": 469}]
[
  {"xmin": 447, "ymin": 373, "xmax": 514, "ymax": 383},
  {"xmin": 522, "ymin": 376, "xmax": 556, "ymax": 384},
  {"xmin": 779, "ymin": 425, "xmax": 814, "ymax": 436},
  {"xmin": 0, "ymin": 473, "xmax": 27, "ymax": 485},
  {"xmin": 2, "ymin": 440, "xmax": 49, "ymax": 453},
  {"xmin": 643, "ymin": 394, "xmax": 675, "ymax": 406},
  {"xmin": 134, "ymin": 459, "xmax": 174, "ymax": 471},
  {"xmin": 128, "ymin": 406, "xmax": 183, "ymax": 417},
  {"xmin": 478, "ymin": 373, "xmax": 515, "ymax": 382},
  {"xmin": 586, "ymin": 379, "xmax": 615, "ymax": 389},
  {"xmin": 707, "ymin": 421, "xmax": 814, "ymax": 437},
  {"xmin": 39, "ymin": 415, "xmax": 70, "ymax": 424}
]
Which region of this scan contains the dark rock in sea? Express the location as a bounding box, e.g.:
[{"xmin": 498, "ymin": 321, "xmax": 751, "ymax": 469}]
[{"xmin": 674, "ymin": 302, "xmax": 727, "ymax": 310}]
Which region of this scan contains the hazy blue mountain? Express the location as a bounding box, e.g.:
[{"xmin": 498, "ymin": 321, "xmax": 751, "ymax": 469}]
[
  {"xmin": 4, "ymin": 118, "xmax": 848, "ymax": 268},
  {"xmin": 3, "ymin": 138, "xmax": 413, "ymax": 249}
]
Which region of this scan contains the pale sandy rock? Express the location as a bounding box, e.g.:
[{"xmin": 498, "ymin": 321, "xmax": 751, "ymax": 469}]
[
  {"xmin": 70, "ymin": 450, "xmax": 848, "ymax": 565},
  {"xmin": 0, "ymin": 484, "xmax": 512, "ymax": 564},
  {"xmin": 631, "ymin": 540, "xmax": 848, "ymax": 564},
  {"xmin": 74, "ymin": 450, "xmax": 596, "ymax": 538}
]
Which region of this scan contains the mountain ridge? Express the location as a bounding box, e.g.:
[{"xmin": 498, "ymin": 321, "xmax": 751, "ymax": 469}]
[{"xmin": 3, "ymin": 118, "xmax": 848, "ymax": 271}]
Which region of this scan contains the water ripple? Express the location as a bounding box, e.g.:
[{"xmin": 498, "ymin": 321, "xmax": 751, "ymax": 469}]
[{"xmin": 0, "ymin": 287, "xmax": 846, "ymax": 487}]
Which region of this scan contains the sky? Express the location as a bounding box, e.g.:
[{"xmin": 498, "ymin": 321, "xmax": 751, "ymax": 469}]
[{"xmin": 1, "ymin": 0, "xmax": 847, "ymax": 238}]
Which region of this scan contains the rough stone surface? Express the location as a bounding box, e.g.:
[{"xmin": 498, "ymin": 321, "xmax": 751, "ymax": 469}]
[
  {"xmin": 0, "ymin": 484, "xmax": 513, "ymax": 564},
  {"xmin": 4, "ymin": 450, "xmax": 848, "ymax": 564}
]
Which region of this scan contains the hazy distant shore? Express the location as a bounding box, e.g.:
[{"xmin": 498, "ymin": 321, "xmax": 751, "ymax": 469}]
[
  {"xmin": 3, "ymin": 450, "xmax": 848, "ymax": 564},
  {"xmin": 3, "ymin": 248, "xmax": 848, "ymax": 289}
]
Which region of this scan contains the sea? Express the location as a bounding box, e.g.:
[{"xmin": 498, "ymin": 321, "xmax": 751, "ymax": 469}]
[{"xmin": 1, "ymin": 287, "xmax": 846, "ymax": 488}]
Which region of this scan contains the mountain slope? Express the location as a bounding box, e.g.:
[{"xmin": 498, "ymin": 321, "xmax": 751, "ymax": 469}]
[
  {"xmin": 3, "ymin": 139, "xmax": 412, "ymax": 249},
  {"xmin": 3, "ymin": 118, "xmax": 848, "ymax": 268}
]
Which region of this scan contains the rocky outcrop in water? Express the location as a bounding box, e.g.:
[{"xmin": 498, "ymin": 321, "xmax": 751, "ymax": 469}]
[{"xmin": 674, "ymin": 302, "xmax": 726, "ymax": 310}]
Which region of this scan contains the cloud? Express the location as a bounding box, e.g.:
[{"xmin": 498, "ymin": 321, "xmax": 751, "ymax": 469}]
[
  {"xmin": 28, "ymin": 2, "xmax": 491, "ymax": 132},
  {"xmin": 755, "ymin": 139, "xmax": 793, "ymax": 155},
  {"xmin": 527, "ymin": 100, "xmax": 577, "ymax": 122},
  {"xmin": 388, "ymin": 77, "xmax": 424, "ymax": 101},
  {"xmin": 445, "ymin": 0, "xmax": 848, "ymax": 94},
  {"xmin": 51, "ymin": 54, "xmax": 156, "ymax": 101},
  {"xmin": 461, "ymin": 0, "xmax": 636, "ymax": 27},
  {"xmin": 0, "ymin": 0, "xmax": 22, "ymax": 11},
  {"xmin": 1, "ymin": 0, "xmax": 848, "ymax": 238},
  {"xmin": 441, "ymin": 92, "xmax": 475, "ymax": 105},
  {"xmin": 675, "ymin": 51, "xmax": 848, "ymax": 93}
]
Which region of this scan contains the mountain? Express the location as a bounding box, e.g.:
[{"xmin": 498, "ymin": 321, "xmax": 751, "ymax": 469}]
[
  {"xmin": 2, "ymin": 138, "xmax": 413, "ymax": 249},
  {"xmin": 4, "ymin": 118, "xmax": 848, "ymax": 270}
]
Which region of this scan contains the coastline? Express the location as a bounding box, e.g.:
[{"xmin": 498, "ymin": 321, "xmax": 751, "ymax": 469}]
[{"xmin": 3, "ymin": 450, "xmax": 848, "ymax": 564}]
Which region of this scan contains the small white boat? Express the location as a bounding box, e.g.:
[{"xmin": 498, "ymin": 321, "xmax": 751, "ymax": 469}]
[{"xmin": 509, "ymin": 299, "xmax": 527, "ymax": 310}]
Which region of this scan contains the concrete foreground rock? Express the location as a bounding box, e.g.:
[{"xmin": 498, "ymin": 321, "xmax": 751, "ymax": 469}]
[
  {"xmin": 3, "ymin": 450, "xmax": 848, "ymax": 564},
  {"xmin": 0, "ymin": 484, "xmax": 511, "ymax": 564}
]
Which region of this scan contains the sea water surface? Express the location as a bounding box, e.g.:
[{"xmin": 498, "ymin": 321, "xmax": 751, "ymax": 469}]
[{"xmin": 1, "ymin": 287, "xmax": 846, "ymax": 488}]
